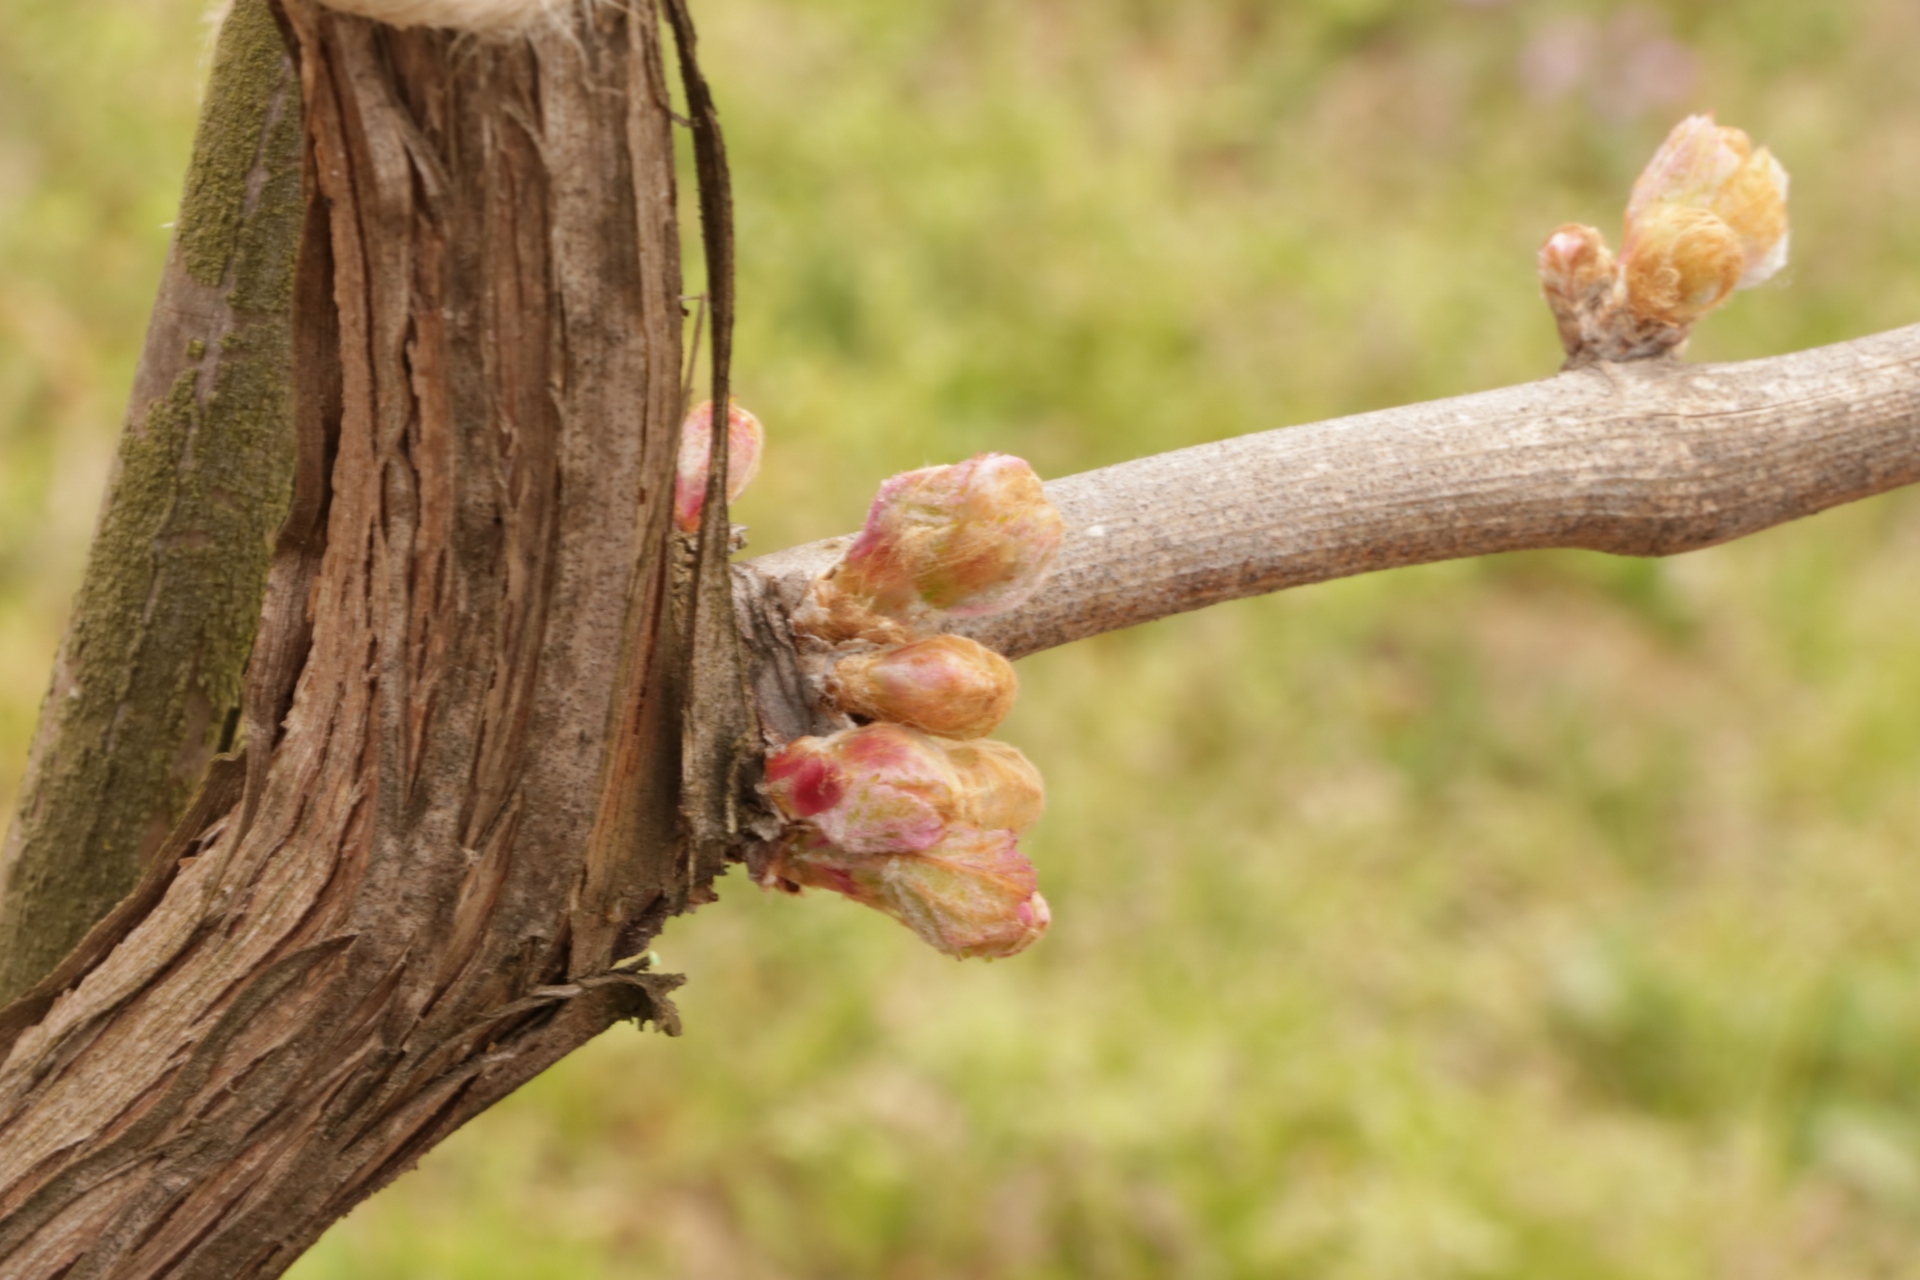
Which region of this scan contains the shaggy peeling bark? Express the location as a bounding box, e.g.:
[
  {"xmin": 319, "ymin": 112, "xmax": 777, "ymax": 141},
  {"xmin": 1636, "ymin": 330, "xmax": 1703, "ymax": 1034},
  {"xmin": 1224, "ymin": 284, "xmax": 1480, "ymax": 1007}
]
[
  {"xmin": 0, "ymin": 0, "xmax": 304, "ymax": 1004},
  {"xmin": 0, "ymin": 2, "xmax": 736, "ymax": 1274}
]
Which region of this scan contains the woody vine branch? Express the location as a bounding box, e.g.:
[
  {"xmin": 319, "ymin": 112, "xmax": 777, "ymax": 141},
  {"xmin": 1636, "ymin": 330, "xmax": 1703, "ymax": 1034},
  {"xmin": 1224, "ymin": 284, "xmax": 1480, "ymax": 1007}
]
[{"xmin": 726, "ymin": 115, "xmax": 1918, "ymax": 960}]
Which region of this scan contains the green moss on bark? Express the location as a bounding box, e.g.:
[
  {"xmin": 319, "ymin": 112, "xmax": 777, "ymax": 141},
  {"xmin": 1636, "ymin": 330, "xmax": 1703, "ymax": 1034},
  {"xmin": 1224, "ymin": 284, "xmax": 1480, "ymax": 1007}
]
[
  {"xmin": 0, "ymin": 0, "xmax": 300, "ymax": 1001},
  {"xmin": 177, "ymin": 0, "xmax": 296, "ymax": 290}
]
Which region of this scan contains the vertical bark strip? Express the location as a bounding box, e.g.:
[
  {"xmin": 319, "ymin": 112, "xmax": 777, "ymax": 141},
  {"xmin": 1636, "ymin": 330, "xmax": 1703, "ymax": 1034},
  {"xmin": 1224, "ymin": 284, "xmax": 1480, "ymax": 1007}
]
[
  {"xmin": 0, "ymin": 2, "xmax": 727, "ymax": 1274},
  {"xmin": 0, "ymin": 0, "xmax": 304, "ymax": 1004},
  {"xmin": 664, "ymin": 0, "xmax": 757, "ymax": 899}
]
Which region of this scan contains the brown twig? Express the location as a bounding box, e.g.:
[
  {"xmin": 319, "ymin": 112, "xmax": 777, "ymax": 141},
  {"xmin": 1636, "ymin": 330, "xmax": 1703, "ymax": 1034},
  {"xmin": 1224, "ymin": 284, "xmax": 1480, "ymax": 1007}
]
[
  {"xmin": 746, "ymin": 326, "xmax": 1920, "ymax": 667},
  {"xmin": 663, "ymin": 0, "xmax": 756, "ymax": 890}
]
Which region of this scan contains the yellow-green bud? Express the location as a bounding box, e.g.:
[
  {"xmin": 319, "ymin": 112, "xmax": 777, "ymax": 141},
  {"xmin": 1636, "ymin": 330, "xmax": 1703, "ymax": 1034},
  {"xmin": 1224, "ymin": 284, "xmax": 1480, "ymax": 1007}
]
[
  {"xmin": 829, "ymin": 635, "xmax": 1019, "ymax": 739},
  {"xmin": 877, "ymin": 830, "xmax": 1051, "ymax": 960},
  {"xmin": 943, "ymin": 738, "xmax": 1045, "ymax": 834}
]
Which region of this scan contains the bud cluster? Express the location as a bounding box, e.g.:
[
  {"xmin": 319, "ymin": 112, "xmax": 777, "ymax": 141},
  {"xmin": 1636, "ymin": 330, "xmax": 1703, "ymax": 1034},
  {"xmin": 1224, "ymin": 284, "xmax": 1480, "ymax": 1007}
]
[
  {"xmin": 1539, "ymin": 115, "xmax": 1789, "ymax": 364},
  {"xmin": 759, "ymin": 726, "xmax": 1049, "ymax": 959},
  {"xmin": 756, "ymin": 453, "xmax": 1066, "ymax": 960}
]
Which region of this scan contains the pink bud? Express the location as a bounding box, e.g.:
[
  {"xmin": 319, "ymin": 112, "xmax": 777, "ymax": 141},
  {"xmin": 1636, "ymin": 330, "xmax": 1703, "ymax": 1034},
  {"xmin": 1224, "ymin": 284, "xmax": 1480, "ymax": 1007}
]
[
  {"xmin": 1537, "ymin": 223, "xmax": 1619, "ymax": 357},
  {"xmin": 830, "ymin": 635, "xmax": 1020, "ymax": 739},
  {"xmin": 812, "ymin": 454, "xmax": 1063, "ymax": 639},
  {"xmin": 877, "ymin": 829, "xmax": 1051, "ymax": 960},
  {"xmin": 763, "ymin": 724, "xmax": 961, "ymax": 855},
  {"xmin": 764, "ymin": 725, "xmax": 1046, "ymax": 853},
  {"xmin": 753, "ymin": 827, "xmax": 1052, "ymax": 960},
  {"xmin": 673, "ymin": 399, "xmax": 765, "ymax": 533},
  {"xmin": 753, "ymin": 829, "xmax": 888, "ymax": 909},
  {"xmin": 761, "ymin": 724, "xmax": 1053, "ymax": 959},
  {"xmin": 760, "ymin": 738, "xmax": 846, "ymax": 821}
]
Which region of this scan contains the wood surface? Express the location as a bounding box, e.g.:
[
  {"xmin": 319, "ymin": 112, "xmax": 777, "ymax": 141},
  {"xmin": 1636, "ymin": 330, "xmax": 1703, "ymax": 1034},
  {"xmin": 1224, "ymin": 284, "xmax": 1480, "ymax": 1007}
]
[
  {"xmin": 747, "ymin": 326, "xmax": 1920, "ymax": 677},
  {"xmin": 0, "ymin": 5, "xmax": 716, "ymax": 1274}
]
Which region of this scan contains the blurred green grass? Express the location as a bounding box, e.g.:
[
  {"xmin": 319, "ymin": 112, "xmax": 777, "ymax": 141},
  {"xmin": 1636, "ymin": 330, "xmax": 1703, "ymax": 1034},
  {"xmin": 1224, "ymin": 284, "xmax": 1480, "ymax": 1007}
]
[{"xmin": 8, "ymin": 0, "xmax": 1920, "ymax": 1276}]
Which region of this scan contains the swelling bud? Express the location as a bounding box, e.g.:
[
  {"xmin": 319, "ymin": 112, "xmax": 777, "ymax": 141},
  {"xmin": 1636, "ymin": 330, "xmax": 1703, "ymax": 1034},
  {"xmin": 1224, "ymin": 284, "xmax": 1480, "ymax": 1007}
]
[
  {"xmin": 830, "ymin": 635, "xmax": 1019, "ymax": 739},
  {"xmin": 754, "ymin": 827, "xmax": 1052, "ymax": 961},
  {"xmin": 1625, "ymin": 114, "xmax": 1789, "ymax": 289},
  {"xmin": 673, "ymin": 399, "xmax": 764, "ymax": 534},
  {"xmin": 878, "ymin": 830, "xmax": 1051, "ymax": 960},
  {"xmin": 803, "ymin": 454, "xmax": 1064, "ymax": 641},
  {"xmin": 763, "ymin": 723, "xmax": 960, "ymax": 855}
]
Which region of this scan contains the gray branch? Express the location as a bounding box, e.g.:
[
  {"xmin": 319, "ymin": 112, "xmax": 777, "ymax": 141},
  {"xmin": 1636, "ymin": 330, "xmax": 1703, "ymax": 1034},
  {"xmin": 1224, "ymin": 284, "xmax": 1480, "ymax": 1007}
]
[{"xmin": 747, "ymin": 324, "xmax": 1920, "ymax": 664}]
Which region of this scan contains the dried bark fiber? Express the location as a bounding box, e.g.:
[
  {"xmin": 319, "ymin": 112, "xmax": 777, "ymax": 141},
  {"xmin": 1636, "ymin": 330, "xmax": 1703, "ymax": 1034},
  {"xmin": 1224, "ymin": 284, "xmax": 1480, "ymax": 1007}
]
[{"xmin": 0, "ymin": 2, "xmax": 740, "ymax": 1274}]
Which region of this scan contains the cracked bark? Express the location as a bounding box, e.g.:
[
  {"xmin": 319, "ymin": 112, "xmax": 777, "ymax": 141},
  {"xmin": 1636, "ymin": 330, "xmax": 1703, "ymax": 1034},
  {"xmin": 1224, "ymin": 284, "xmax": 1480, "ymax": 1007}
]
[{"xmin": 0, "ymin": 2, "xmax": 736, "ymax": 1274}]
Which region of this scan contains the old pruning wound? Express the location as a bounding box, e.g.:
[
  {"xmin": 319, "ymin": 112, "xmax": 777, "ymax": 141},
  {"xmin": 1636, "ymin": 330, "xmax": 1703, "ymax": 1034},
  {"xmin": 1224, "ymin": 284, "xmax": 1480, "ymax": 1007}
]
[
  {"xmin": 760, "ymin": 454, "xmax": 1064, "ymax": 960},
  {"xmin": 1540, "ymin": 114, "xmax": 1788, "ymax": 365}
]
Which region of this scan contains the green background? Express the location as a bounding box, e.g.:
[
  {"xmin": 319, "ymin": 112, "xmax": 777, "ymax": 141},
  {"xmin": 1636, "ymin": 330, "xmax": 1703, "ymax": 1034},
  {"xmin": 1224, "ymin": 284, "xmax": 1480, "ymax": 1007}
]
[{"xmin": 6, "ymin": 1, "xmax": 1920, "ymax": 1275}]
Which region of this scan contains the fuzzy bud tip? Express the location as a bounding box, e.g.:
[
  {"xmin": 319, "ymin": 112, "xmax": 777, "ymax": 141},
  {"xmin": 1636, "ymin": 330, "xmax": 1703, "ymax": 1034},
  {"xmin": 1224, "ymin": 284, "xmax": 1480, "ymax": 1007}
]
[{"xmin": 1621, "ymin": 204, "xmax": 1744, "ymax": 326}]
